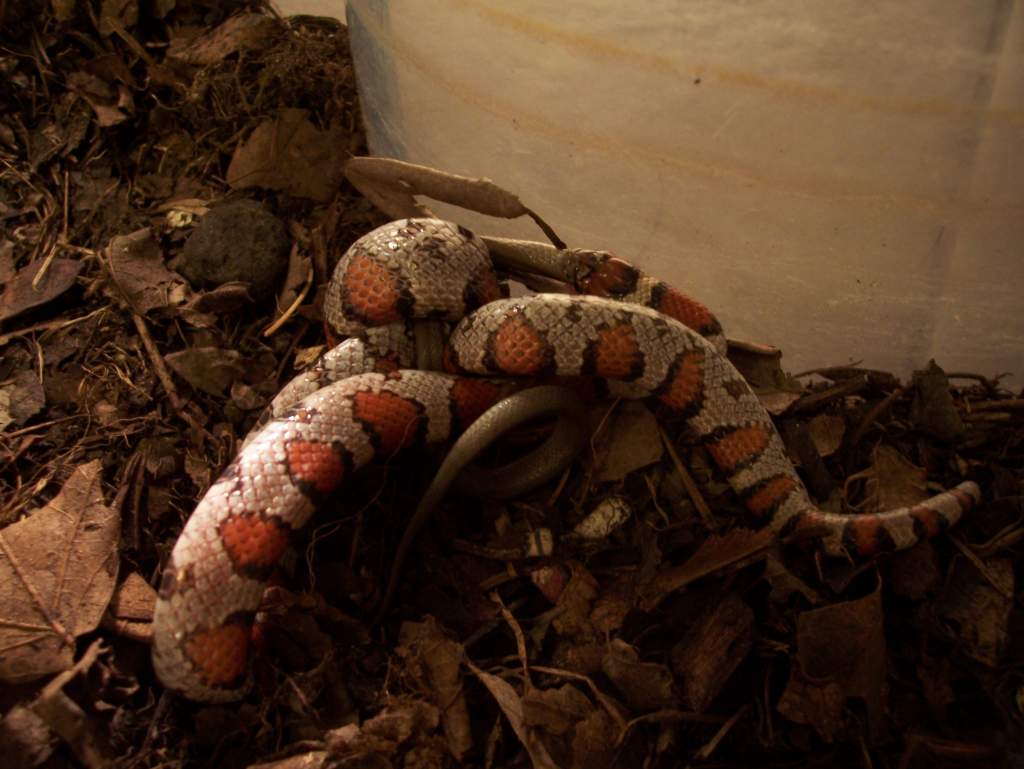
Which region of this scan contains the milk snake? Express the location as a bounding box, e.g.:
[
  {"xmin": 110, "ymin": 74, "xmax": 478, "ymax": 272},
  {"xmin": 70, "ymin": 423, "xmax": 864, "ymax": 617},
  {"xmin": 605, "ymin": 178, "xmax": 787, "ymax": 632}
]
[{"xmin": 152, "ymin": 218, "xmax": 980, "ymax": 702}]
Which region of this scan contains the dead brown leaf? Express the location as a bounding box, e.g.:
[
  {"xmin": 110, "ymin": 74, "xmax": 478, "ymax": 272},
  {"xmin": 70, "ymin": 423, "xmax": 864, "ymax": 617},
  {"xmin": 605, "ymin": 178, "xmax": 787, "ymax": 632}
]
[
  {"xmin": 0, "ymin": 240, "xmax": 15, "ymax": 281},
  {"xmin": 0, "ymin": 258, "xmax": 82, "ymax": 322},
  {"xmin": 521, "ymin": 684, "xmax": 616, "ymax": 769},
  {"xmin": 569, "ymin": 709, "xmax": 618, "ymax": 769},
  {"xmin": 98, "ymin": 0, "xmax": 137, "ymax": 37},
  {"xmin": 29, "ymin": 639, "xmax": 113, "ymax": 768},
  {"xmin": 548, "ymin": 564, "xmax": 599, "ymax": 639},
  {"xmin": 0, "ymin": 705, "xmax": 57, "ymax": 769},
  {"xmin": 726, "ymin": 340, "xmax": 804, "ymax": 414},
  {"xmin": 639, "ymin": 528, "xmax": 775, "ymax": 610},
  {"xmin": 671, "ymin": 592, "xmax": 753, "ymax": 712},
  {"xmin": 398, "ymin": 617, "xmax": 473, "ymax": 760},
  {"xmin": 65, "ymin": 71, "xmax": 131, "ymax": 127},
  {"xmin": 167, "ymin": 14, "xmax": 279, "ymax": 66},
  {"xmin": 0, "ymin": 370, "xmax": 45, "ymax": 431},
  {"xmin": 777, "ymin": 578, "xmax": 886, "ymax": 741},
  {"xmin": 101, "ymin": 572, "xmax": 156, "ymax": 642},
  {"xmin": 248, "ymin": 751, "xmax": 329, "ymax": 769},
  {"xmin": 601, "ymin": 640, "xmax": 677, "ymax": 712},
  {"xmin": 465, "ymin": 658, "xmax": 560, "ymax": 769},
  {"xmin": 888, "ymin": 541, "xmax": 942, "ymax": 600},
  {"xmin": 345, "ymin": 156, "xmax": 534, "ymax": 222},
  {"xmin": 164, "ymin": 346, "xmax": 245, "ymax": 396},
  {"xmin": 595, "ymin": 403, "xmax": 662, "ymax": 482},
  {"xmin": 106, "ymin": 228, "xmax": 181, "ymax": 314},
  {"xmin": 937, "ymin": 556, "xmax": 1013, "ymax": 667},
  {"xmin": 522, "ymin": 684, "xmax": 593, "ymax": 735},
  {"xmin": 325, "ymin": 699, "xmax": 443, "ymax": 766},
  {"xmin": 850, "ymin": 444, "xmax": 929, "ymax": 511},
  {"xmin": 911, "ymin": 360, "xmax": 966, "ymax": 441},
  {"xmin": 0, "ymin": 461, "xmax": 119, "ymax": 684},
  {"xmin": 227, "ymin": 109, "xmax": 347, "ymax": 203},
  {"xmin": 808, "ymin": 413, "xmax": 845, "ymax": 458}
]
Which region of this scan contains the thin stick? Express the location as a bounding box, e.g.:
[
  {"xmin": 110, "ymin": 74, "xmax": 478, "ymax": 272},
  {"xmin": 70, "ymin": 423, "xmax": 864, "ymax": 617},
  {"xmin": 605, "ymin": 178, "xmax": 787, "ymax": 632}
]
[
  {"xmin": 658, "ymin": 424, "xmax": 714, "ymax": 525},
  {"xmin": 132, "ymin": 313, "xmax": 184, "ymax": 412}
]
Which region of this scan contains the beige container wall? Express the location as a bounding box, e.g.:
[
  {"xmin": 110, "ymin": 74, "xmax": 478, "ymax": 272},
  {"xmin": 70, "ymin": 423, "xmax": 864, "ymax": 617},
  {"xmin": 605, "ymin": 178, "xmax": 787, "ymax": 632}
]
[{"xmin": 305, "ymin": 0, "xmax": 1023, "ymax": 381}]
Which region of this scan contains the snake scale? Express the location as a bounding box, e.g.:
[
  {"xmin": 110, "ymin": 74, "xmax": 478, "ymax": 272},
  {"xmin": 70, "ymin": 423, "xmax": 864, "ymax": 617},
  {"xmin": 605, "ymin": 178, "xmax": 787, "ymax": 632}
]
[{"xmin": 152, "ymin": 218, "xmax": 980, "ymax": 702}]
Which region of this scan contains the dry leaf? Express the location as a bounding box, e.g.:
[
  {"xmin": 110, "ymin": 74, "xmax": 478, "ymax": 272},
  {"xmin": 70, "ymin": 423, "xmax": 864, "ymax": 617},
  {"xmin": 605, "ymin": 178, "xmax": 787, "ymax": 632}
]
[
  {"xmin": 595, "ymin": 403, "xmax": 662, "ymax": 482},
  {"xmin": 937, "ymin": 556, "xmax": 1013, "ymax": 667},
  {"xmin": 101, "ymin": 572, "xmax": 156, "ymax": 642},
  {"xmin": 856, "ymin": 444, "xmax": 929, "ymax": 510},
  {"xmin": 0, "ymin": 705, "xmax": 57, "ymax": 769},
  {"xmin": 777, "ymin": 579, "xmax": 886, "ymax": 740},
  {"xmin": 273, "ymin": 244, "xmax": 311, "ymax": 322},
  {"xmin": 345, "ymin": 156, "xmax": 532, "ymax": 221},
  {"xmin": 106, "ymin": 228, "xmax": 181, "ymax": 314},
  {"xmin": 807, "ymin": 413, "xmax": 845, "ymax": 458},
  {"xmin": 248, "ymin": 751, "xmax": 328, "ymax": 769},
  {"xmin": 325, "ymin": 699, "xmax": 442, "ymax": 764},
  {"xmin": 65, "ymin": 72, "xmax": 131, "ymax": 127},
  {"xmin": 0, "ymin": 370, "xmax": 45, "ymax": 431},
  {"xmin": 0, "ymin": 461, "xmax": 119, "ymax": 684},
  {"xmin": 227, "ymin": 109, "xmax": 347, "ymax": 203},
  {"xmin": 30, "ymin": 639, "xmax": 113, "ymax": 768},
  {"xmin": 167, "ymin": 14, "xmax": 278, "ymax": 66},
  {"xmin": 601, "ymin": 640, "xmax": 677, "ymax": 712},
  {"xmin": 0, "ymin": 258, "xmax": 82, "ymax": 322},
  {"xmin": 398, "ymin": 618, "xmax": 473, "ymax": 760},
  {"xmin": 465, "ymin": 658, "xmax": 560, "ymax": 769},
  {"xmin": 522, "ymin": 684, "xmax": 613, "ymax": 769},
  {"xmin": 164, "ymin": 346, "xmax": 245, "ymax": 396},
  {"xmin": 911, "ymin": 360, "xmax": 965, "ymax": 441},
  {"xmin": 671, "ymin": 592, "xmax": 753, "ymax": 712},
  {"xmin": 522, "ymin": 684, "xmax": 593, "ymax": 735},
  {"xmin": 98, "ymin": 0, "xmax": 137, "ymax": 37},
  {"xmin": 639, "ymin": 528, "xmax": 774, "ymax": 610}
]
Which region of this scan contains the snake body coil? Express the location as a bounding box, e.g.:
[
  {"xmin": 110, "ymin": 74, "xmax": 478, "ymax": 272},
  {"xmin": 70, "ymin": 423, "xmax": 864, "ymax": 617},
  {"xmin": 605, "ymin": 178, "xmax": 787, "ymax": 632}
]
[{"xmin": 152, "ymin": 218, "xmax": 979, "ymax": 702}]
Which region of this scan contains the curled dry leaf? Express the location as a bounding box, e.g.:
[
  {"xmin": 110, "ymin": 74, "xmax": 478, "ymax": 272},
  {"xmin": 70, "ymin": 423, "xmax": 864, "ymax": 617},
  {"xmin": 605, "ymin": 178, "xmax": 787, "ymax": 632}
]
[
  {"xmin": 726, "ymin": 340, "xmax": 804, "ymax": 414},
  {"xmin": 345, "ymin": 156, "xmax": 532, "ymax": 222},
  {"xmin": 0, "ymin": 258, "xmax": 82, "ymax": 322},
  {"xmin": 0, "ymin": 461, "xmax": 119, "ymax": 684},
  {"xmin": 247, "ymin": 751, "xmax": 328, "ymax": 769},
  {"xmin": 911, "ymin": 359, "xmax": 966, "ymax": 442}
]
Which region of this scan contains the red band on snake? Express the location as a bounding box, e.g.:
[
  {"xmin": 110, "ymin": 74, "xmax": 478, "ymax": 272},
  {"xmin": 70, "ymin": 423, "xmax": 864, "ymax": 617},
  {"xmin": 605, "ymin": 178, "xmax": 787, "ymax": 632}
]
[{"xmin": 152, "ymin": 218, "xmax": 979, "ymax": 702}]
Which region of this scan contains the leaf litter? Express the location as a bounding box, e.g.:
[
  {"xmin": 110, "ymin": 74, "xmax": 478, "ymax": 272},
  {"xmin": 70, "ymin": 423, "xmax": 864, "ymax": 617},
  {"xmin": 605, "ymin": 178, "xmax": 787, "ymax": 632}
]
[{"xmin": 0, "ymin": 3, "xmax": 1021, "ymax": 768}]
